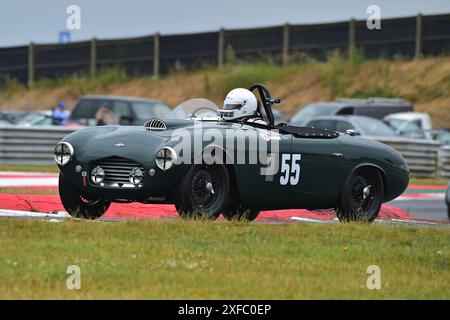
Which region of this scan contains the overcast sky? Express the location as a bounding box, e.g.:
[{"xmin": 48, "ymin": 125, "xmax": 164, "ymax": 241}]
[{"xmin": 1, "ymin": 0, "xmax": 449, "ymax": 47}]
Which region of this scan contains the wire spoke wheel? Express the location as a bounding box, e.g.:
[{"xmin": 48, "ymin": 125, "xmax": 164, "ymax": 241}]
[
  {"xmin": 191, "ymin": 167, "xmax": 222, "ymax": 213},
  {"xmin": 336, "ymin": 168, "xmax": 383, "ymax": 223},
  {"xmin": 175, "ymin": 164, "xmax": 229, "ymax": 220}
]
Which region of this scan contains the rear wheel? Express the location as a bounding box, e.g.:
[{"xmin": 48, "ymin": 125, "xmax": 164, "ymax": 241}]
[
  {"xmin": 335, "ymin": 168, "xmax": 383, "ymax": 223},
  {"xmin": 59, "ymin": 174, "xmax": 110, "ymax": 219},
  {"xmin": 222, "ymin": 203, "xmax": 260, "ymax": 222},
  {"xmin": 174, "ymin": 164, "xmax": 229, "ymax": 220}
]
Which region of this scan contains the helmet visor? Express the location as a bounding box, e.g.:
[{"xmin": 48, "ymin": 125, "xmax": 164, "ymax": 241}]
[{"xmin": 223, "ymin": 103, "xmax": 243, "ymax": 110}]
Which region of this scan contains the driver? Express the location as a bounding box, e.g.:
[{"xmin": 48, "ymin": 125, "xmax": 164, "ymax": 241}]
[{"xmin": 219, "ymin": 88, "xmax": 266, "ymax": 124}]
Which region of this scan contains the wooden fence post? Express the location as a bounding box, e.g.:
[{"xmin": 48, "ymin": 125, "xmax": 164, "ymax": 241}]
[
  {"xmin": 282, "ymin": 23, "xmax": 290, "ymax": 66},
  {"xmin": 153, "ymin": 33, "xmax": 160, "ymax": 78},
  {"xmin": 27, "ymin": 42, "xmax": 35, "ymax": 87},
  {"xmin": 415, "ymin": 13, "xmax": 423, "ymax": 58},
  {"xmin": 90, "ymin": 38, "xmax": 97, "ymax": 77},
  {"xmin": 218, "ymin": 28, "xmax": 225, "ymax": 68},
  {"xmin": 348, "ymin": 18, "xmax": 356, "ymax": 59}
]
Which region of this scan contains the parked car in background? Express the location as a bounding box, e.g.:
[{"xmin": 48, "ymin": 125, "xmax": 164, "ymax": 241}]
[
  {"xmin": 16, "ymin": 110, "xmax": 83, "ymax": 127},
  {"xmin": 384, "ymin": 112, "xmax": 432, "ymax": 130},
  {"xmin": 290, "ymin": 98, "xmax": 413, "ymax": 126},
  {"xmin": 428, "ymin": 129, "xmax": 450, "ymax": 145},
  {"xmin": 17, "ymin": 110, "xmax": 53, "ymax": 126},
  {"xmin": 383, "ymin": 118, "xmax": 428, "ymax": 140},
  {"xmin": 69, "ymin": 96, "xmax": 171, "ymax": 126},
  {"xmin": 384, "ymin": 112, "xmax": 432, "ymax": 140},
  {"xmin": 0, "ymin": 110, "xmax": 30, "ymax": 124},
  {"xmin": 304, "ymin": 115, "xmax": 401, "ymax": 138}
]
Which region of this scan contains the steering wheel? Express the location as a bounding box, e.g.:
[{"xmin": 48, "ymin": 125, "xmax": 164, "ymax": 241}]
[{"xmin": 248, "ymin": 83, "xmax": 276, "ymax": 127}]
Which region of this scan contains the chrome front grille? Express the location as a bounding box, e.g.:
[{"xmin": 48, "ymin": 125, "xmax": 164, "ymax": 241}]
[{"xmin": 92, "ymin": 156, "xmax": 145, "ymax": 188}]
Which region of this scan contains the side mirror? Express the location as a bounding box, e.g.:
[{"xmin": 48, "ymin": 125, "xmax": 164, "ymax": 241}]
[{"xmin": 345, "ymin": 129, "xmax": 360, "ymax": 136}]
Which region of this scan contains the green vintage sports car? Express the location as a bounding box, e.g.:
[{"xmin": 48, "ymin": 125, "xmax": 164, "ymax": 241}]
[{"xmin": 54, "ymin": 84, "xmax": 409, "ymax": 222}]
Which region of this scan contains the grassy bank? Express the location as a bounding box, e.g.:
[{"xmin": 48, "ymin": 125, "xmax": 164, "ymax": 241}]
[
  {"xmin": 0, "ymin": 219, "xmax": 448, "ymax": 299},
  {"xmin": 1, "ymin": 56, "xmax": 450, "ymax": 127}
]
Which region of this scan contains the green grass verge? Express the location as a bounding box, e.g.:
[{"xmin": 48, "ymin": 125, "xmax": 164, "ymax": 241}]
[
  {"xmin": 409, "ymin": 178, "xmax": 449, "ymax": 186},
  {"xmin": 0, "ymin": 187, "xmax": 58, "ymax": 195},
  {"xmin": 0, "ymin": 219, "xmax": 448, "ymax": 299}
]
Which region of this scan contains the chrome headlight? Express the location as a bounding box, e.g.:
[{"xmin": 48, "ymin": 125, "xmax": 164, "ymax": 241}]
[
  {"xmin": 54, "ymin": 142, "xmax": 74, "ymax": 166},
  {"xmin": 155, "ymin": 147, "xmax": 177, "ymax": 171},
  {"xmin": 91, "ymin": 166, "xmax": 105, "ymax": 184}
]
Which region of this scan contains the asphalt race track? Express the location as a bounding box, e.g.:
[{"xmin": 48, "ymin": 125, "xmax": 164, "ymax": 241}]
[
  {"xmin": 388, "ymin": 199, "xmax": 448, "ymax": 221},
  {"xmin": 388, "ymin": 184, "xmax": 448, "ymax": 222}
]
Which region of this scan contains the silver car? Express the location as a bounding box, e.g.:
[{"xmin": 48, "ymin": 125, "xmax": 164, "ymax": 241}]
[{"xmin": 303, "ymin": 115, "xmax": 398, "ymax": 138}]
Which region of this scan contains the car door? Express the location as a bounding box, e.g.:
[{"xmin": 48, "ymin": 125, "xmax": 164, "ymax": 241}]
[
  {"xmin": 231, "ymin": 126, "xmax": 293, "ymax": 209},
  {"xmin": 282, "ymin": 134, "xmax": 344, "ymax": 208}
]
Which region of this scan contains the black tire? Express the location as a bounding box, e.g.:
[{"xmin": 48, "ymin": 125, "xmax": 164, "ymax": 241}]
[
  {"xmin": 222, "ymin": 203, "xmax": 260, "ymax": 222},
  {"xmin": 174, "ymin": 164, "xmax": 229, "ymax": 220},
  {"xmin": 335, "ymin": 168, "xmax": 383, "ymax": 223},
  {"xmin": 59, "ymin": 174, "xmax": 110, "ymax": 219},
  {"xmin": 447, "ymin": 208, "xmax": 450, "ymax": 220}
]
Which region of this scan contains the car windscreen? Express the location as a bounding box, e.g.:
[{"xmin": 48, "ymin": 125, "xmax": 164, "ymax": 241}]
[
  {"xmin": 169, "ymin": 98, "xmax": 219, "ymax": 119},
  {"xmin": 388, "ymin": 119, "xmax": 427, "ymax": 139},
  {"xmin": 131, "ymin": 101, "xmax": 171, "ymax": 120},
  {"xmin": 291, "ymin": 104, "xmax": 339, "ymax": 123},
  {"xmin": 70, "ymin": 99, "xmax": 104, "ymax": 119},
  {"xmin": 352, "ymin": 117, "xmax": 396, "ymax": 137}
]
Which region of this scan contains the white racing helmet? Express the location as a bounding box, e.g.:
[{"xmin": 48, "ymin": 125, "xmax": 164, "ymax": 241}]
[{"xmin": 219, "ymin": 88, "xmax": 258, "ymax": 120}]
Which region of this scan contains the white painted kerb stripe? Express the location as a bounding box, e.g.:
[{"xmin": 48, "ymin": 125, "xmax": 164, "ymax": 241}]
[
  {"xmin": 0, "ymin": 209, "xmax": 69, "ymax": 220},
  {"xmin": 0, "ymin": 178, "xmax": 58, "ymax": 187}
]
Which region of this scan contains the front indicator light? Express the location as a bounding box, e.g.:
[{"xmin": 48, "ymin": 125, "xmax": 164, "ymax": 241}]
[
  {"xmin": 129, "ymin": 167, "xmax": 144, "ymax": 185},
  {"xmin": 91, "ymin": 166, "xmax": 105, "ymax": 184}
]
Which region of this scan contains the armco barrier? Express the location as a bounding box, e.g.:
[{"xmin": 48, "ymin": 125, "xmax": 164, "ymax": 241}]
[
  {"xmin": 439, "ymin": 145, "xmax": 450, "ymax": 178},
  {"xmin": 376, "ymin": 137, "xmax": 441, "ymax": 178},
  {"xmin": 0, "ymin": 126, "xmax": 76, "ymax": 165},
  {"xmin": 0, "ymin": 126, "xmax": 445, "ymax": 178}
]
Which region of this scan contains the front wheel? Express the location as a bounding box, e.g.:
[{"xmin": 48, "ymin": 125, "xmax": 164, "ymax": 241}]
[
  {"xmin": 335, "ymin": 168, "xmax": 383, "ymax": 223},
  {"xmin": 59, "ymin": 174, "xmax": 110, "ymax": 219},
  {"xmin": 174, "ymin": 164, "xmax": 229, "ymax": 220}
]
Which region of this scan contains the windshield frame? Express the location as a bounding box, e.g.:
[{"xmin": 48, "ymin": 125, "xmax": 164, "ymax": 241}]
[{"xmin": 168, "ymin": 98, "xmax": 220, "ymax": 120}]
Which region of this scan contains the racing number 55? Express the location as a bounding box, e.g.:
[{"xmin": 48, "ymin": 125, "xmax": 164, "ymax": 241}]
[{"xmin": 280, "ymin": 153, "xmax": 301, "ymax": 186}]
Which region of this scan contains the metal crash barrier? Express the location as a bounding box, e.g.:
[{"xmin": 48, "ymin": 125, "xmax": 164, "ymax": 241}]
[
  {"xmin": 439, "ymin": 146, "xmax": 450, "ymax": 178},
  {"xmin": 0, "ymin": 126, "xmax": 77, "ymax": 165},
  {"xmin": 376, "ymin": 137, "xmax": 441, "ymax": 178}
]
